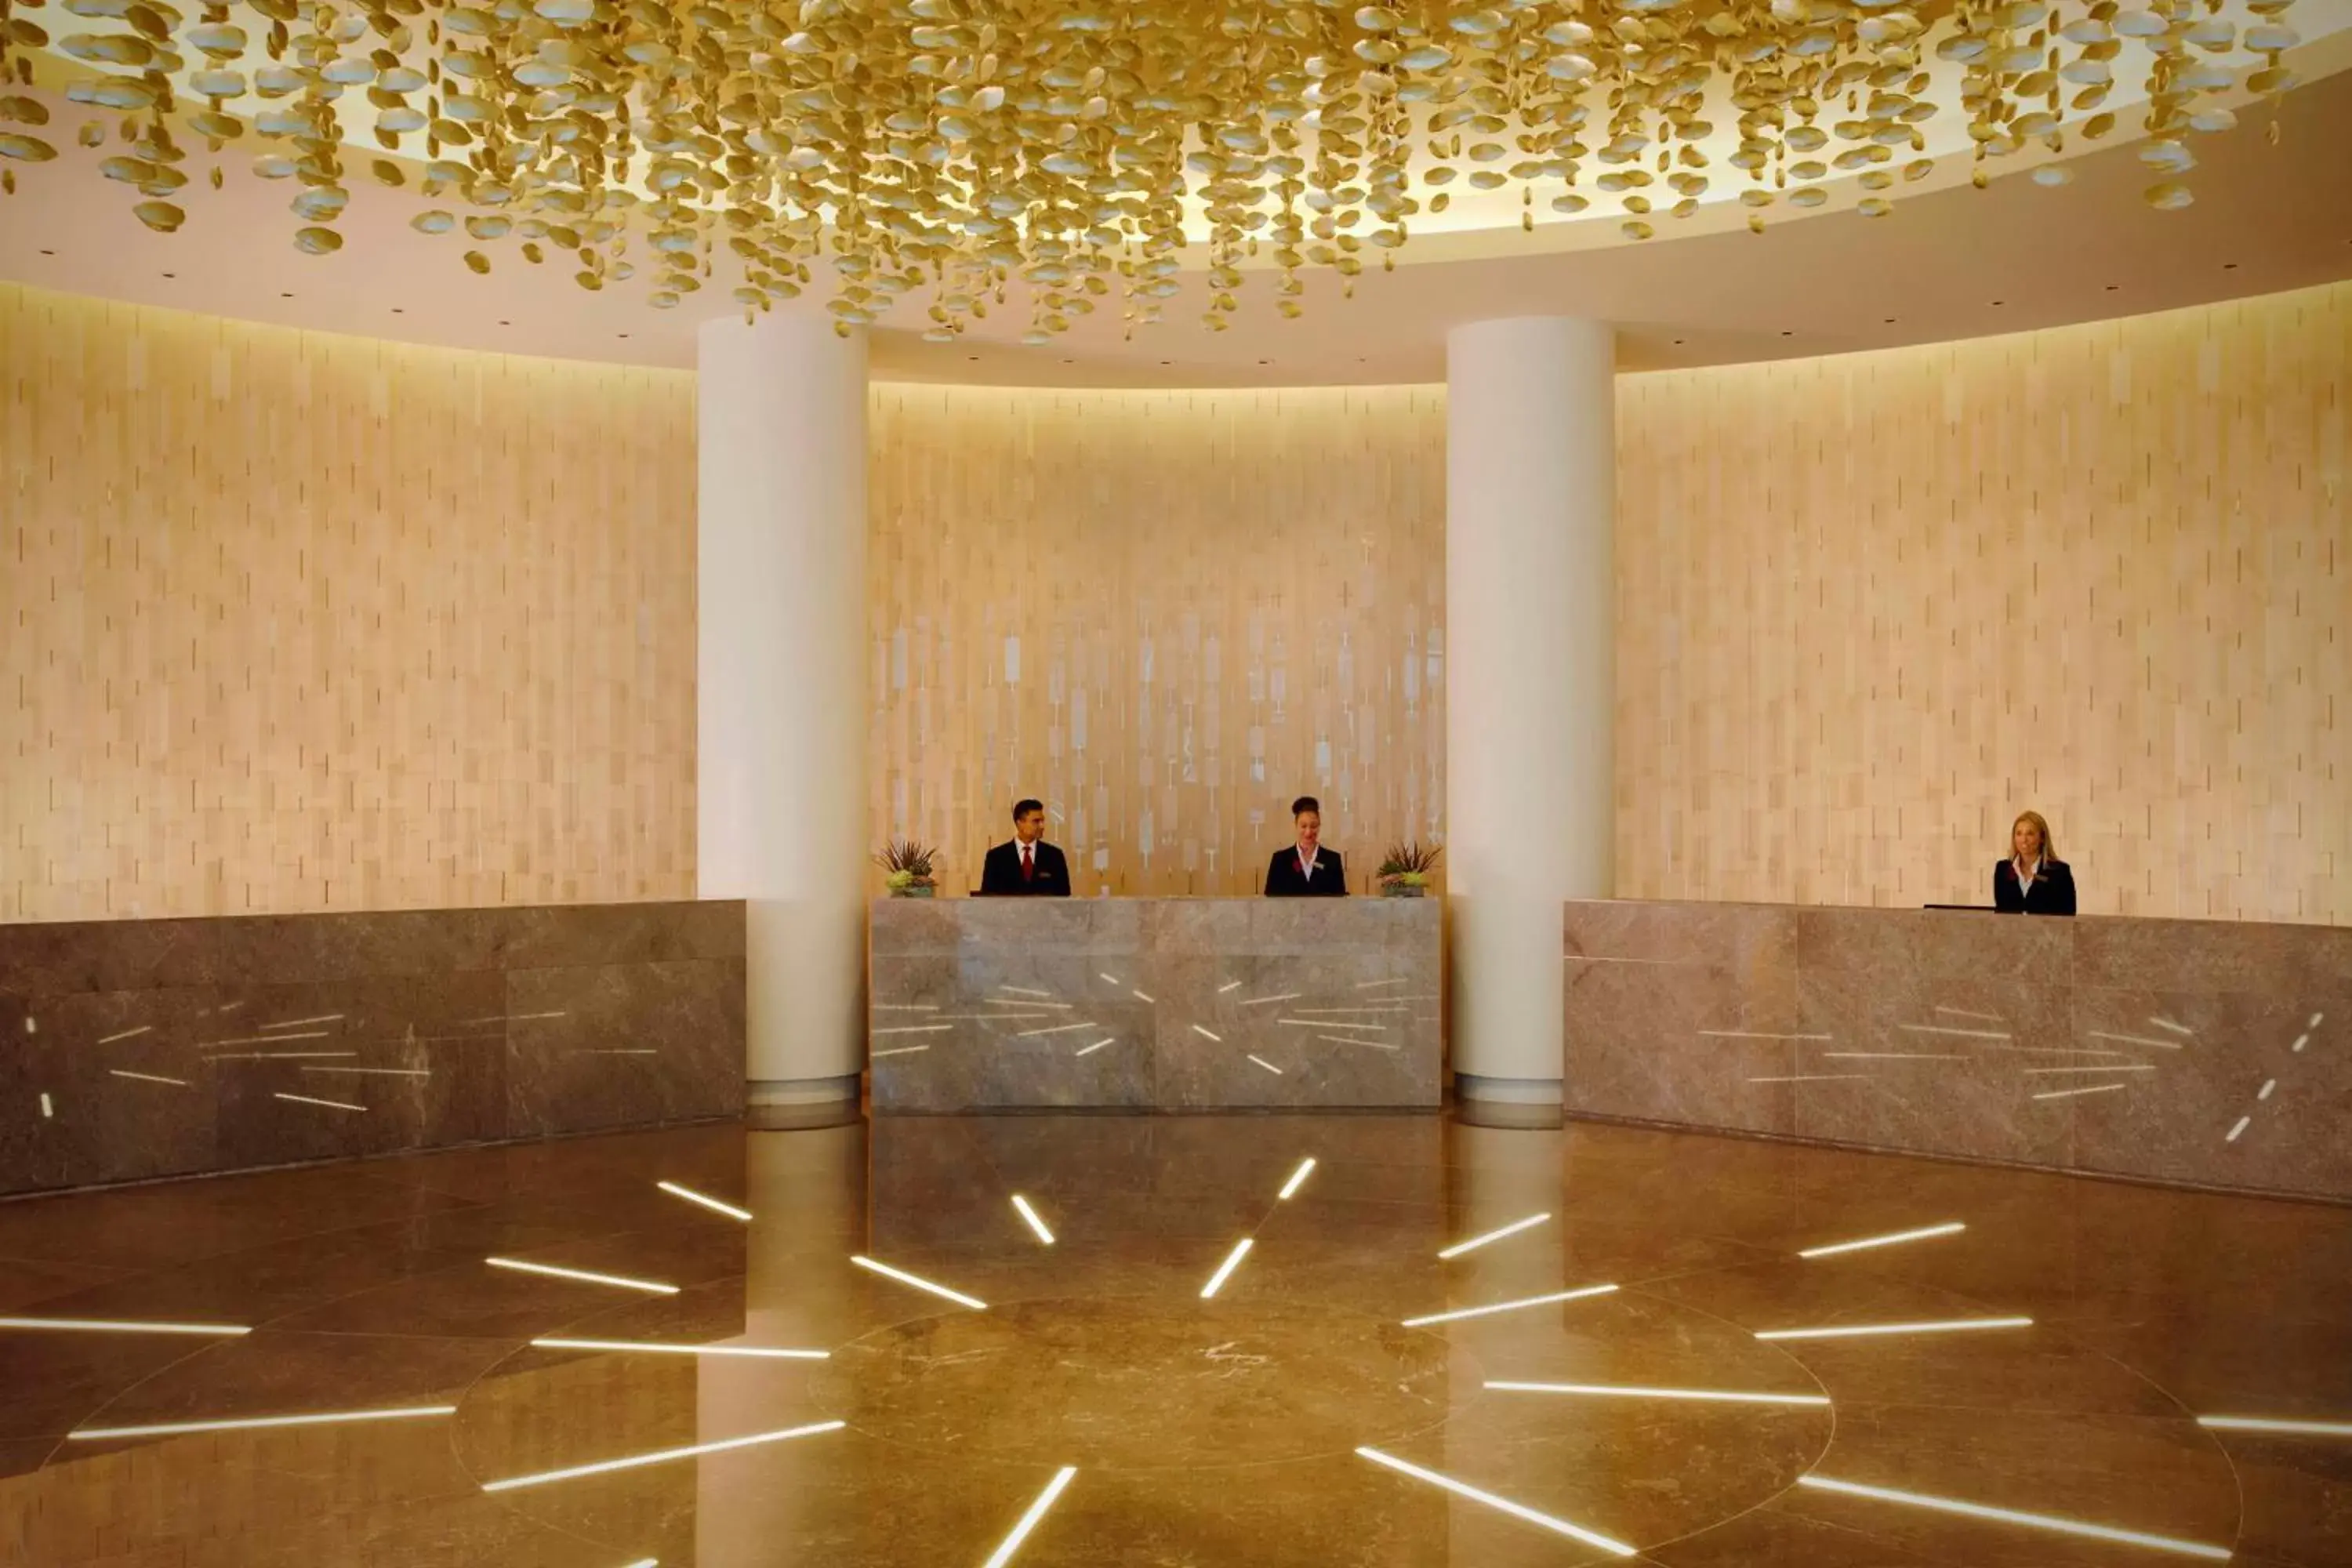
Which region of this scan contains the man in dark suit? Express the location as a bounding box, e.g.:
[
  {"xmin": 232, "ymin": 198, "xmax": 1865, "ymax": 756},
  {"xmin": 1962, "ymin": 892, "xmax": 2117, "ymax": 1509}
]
[
  {"xmin": 1265, "ymin": 795, "xmax": 1347, "ymax": 896},
  {"xmin": 979, "ymin": 798, "xmax": 1072, "ymax": 896}
]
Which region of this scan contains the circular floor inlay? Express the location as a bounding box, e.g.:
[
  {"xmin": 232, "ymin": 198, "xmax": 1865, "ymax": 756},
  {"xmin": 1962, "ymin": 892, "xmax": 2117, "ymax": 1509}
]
[{"xmin": 813, "ymin": 1294, "xmax": 1459, "ymax": 1470}]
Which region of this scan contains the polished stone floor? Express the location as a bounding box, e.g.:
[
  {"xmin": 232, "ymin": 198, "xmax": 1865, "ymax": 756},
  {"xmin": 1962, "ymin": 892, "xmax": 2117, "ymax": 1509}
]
[{"xmin": 1, "ymin": 1115, "xmax": 2348, "ymax": 1567}]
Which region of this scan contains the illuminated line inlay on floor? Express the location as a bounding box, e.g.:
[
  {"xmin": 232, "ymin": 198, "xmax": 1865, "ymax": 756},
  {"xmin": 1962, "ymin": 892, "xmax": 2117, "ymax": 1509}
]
[
  {"xmin": 109, "ymin": 1069, "xmax": 187, "ymax": 1086},
  {"xmin": 1748, "ymin": 1074, "xmax": 1867, "ymax": 1083},
  {"xmin": 1933, "ymin": 1005, "xmax": 2004, "ymax": 1022},
  {"xmin": 2149, "ymin": 1016, "xmax": 2195, "ymax": 1036},
  {"xmin": 2086, "ymin": 1031, "xmax": 2185, "ymax": 1051},
  {"xmin": 1355, "ymin": 1447, "xmax": 1636, "ymax": 1556},
  {"xmin": 658, "ymin": 1180, "xmax": 753, "ymax": 1221},
  {"xmin": 873, "ymin": 1025, "xmax": 954, "ymax": 1036},
  {"xmin": 2292, "ymin": 1033, "xmax": 2310, "ymax": 1052},
  {"xmin": 1799, "ymin": 1221, "xmax": 1966, "ymax": 1258},
  {"xmin": 1795, "ymin": 1475, "xmax": 2230, "ymax": 1561},
  {"xmin": 532, "ymin": 1338, "xmax": 829, "ymax": 1360},
  {"xmin": 1437, "ymin": 1212, "xmax": 1550, "ymax": 1258},
  {"xmin": 1356, "ymin": 978, "xmax": 1410, "ymax": 990},
  {"xmin": 1239, "ymin": 993, "xmax": 1301, "ymax": 1006},
  {"xmin": 1131, "ymin": 989, "xmax": 1156, "ymax": 1003},
  {"xmin": 0, "ymin": 1316, "xmax": 251, "ymax": 1337},
  {"xmin": 2226, "ymin": 1115, "xmax": 2252, "ymax": 1142},
  {"xmin": 1402, "ymin": 1283, "xmax": 1618, "ymax": 1327},
  {"xmin": 1015, "ymin": 1022, "xmax": 1099, "ymax": 1038},
  {"xmin": 1200, "ymin": 1239, "xmax": 1253, "ymax": 1298},
  {"xmin": 1279, "ymin": 1018, "xmax": 1384, "ymax": 1031},
  {"xmin": 1073, "ymin": 1038, "xmax": 1116, "ymax": 1056},
  {"xmin": 485, "ymin": 1257, "xmax": 681, "ymax": 1295},
  {"xmin": 872, "ymin": 1045, "xmax": 931, "ymax": 1058},
  {"xmin": 851, "ymin": 1255, "xmax": 988, "ymax": 1310},
  {"xmin": 1697, "ymin": 1030, "xmax": 1831, "ymax": 1040},
  {"xmin": 71, "ymin": 1405, "xmax": 456, "ymax": 1441},
  {"xmin": 1011, "ymin": 1194, "xmax": 1057, "ymax": 1244},
  {"xmin": 96, "ymin": 1025, "xmax": 154, "ymax": 1044},
  {"xmin": 2259, "ymin": 1078, "xmax": 2277, "ymax": 1100},
  {"xmin": 1319, "ymin": 1034, "xmax": 1400, "ymax": 1050},
  {"xmin": 274, "ymin": 1092, "xmax": 366, "ymax": 1111},
  {"xmin": 1192, "ymin": 1025, "xmax": 1223, "ymax": 1042},
  {"xmin": 1246, "ymin": 1054, "xmax": 1284, "ymax": 1075},
  {"xmin": 480, "ymin": 1421, "xmax": 844, "ymax": 1493},
  {"xmin": 1820, "ymin": 1052, "xmax": 1962, "ymax": 1061},
  {"xmin": 1097, "ymin": 973, "xmax": 1123, "ymax": 986},
  {"xmin": 2024, "ymin": 1064, "xmax": 2158, "ymax": 1074},
  {"xmin": 999, "ymin": 986, "xmax": 1054, "ymax": 998},
  {"xmin": 981, "ymin": 1465, "xmax": 1077, "ymax": 1568},
  {"xmin": 213, "ymin": 1051, "xmax": 360, "ymax": 1061},
  {"xmin": 1278, "ymin": 1157, "xmax": 1316, "ymax": 1200},
  {"xmin": 986, "ymin": 998, "xmax": 1073, "ymax": 1009},
  {"xmin": 1755, "ymin": 1316, "xmax": 2031, "ymax": 1341},
  {"xmin": 873, "ymin": 1004, "xmax": 940, "ymax": 1011},
  {"xmin": 259, "ymin": 1014, "xmax": 344, "ymax": 1029},
  {"xmin": 302, "ymin": 1065, "xmax": 431, "ymax": 1076},
  {"xmin": 1486, "ymin": 1381, "xmax": 1831, "ymax": 1406},
  {"xmin": 1218, "ymin": 980, "xmax": 1243, "ymax": 993},
  {"xmin": 38, "ymin": 1093, "xmax": 52, "ymax": 1118},
  {"xmin": 1896, "ymin": 1024, "xmax": 2011, "ymax": 1040},
  {"xmin": 2034, "ymin": 1083, "xmax": 2131, "ymax": 1099},
  {"xmin": 198, "ymin": 1032, "xmax": 330, "ymax": 1046},
  {"xmin": 2198, "ymin": 1414, "xmax": 2352, "ymax": 1436}
]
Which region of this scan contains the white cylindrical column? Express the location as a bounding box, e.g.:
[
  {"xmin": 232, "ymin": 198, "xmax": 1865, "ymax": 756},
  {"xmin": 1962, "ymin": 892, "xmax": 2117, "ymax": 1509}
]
[
  {"xmin": 1445, "ymin": 317, "xmax": 1615, "ymax": 1109},
  {"xmin": 698, "ymin": 315, "xmax": 869, "ymax": 1119}
]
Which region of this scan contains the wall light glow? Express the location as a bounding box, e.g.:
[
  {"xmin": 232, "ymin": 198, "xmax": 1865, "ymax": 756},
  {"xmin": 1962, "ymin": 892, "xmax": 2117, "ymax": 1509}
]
[
  {"xmin": 1011, "ymin": 1194, "xmax": 1057, "ymax": 1245},
  {"xmin": 981, "ymin": 1465, "xmax": 1078, "ymax": 1568},
  {"xmin": 1798, "ymin": 1221, "xmax": 1966, "ymax": 1259},
  {"xmin": 1, "ymin": 1316, "xmax": 251, "ymax": 1337},
  {"xmin": 1402, "ymin": 1283, "xmax": 1618, "ymax": 1327},
  {"xmin": 1755, "ymin": 1316, "xmax": 2031, "ymax": 1341},
  {"xmin": 851, "ymin": 1255, "xmax": 988, "ymax": 1310},
  {"xmin": 1485, "ymin": 1381, "xmax": 1830, "ymax": 1406},
  {"xmin": 1355, "ymin": 1446, "xmax": 1635, "ymax": 1555},
  {"xmin": 71, "ymin": 1405, "xmax": 456, "ymax": 1441},
  {"xmin": 1200, "ymin": 1239, "xmax": 1254, "ymax": 1299},
  {"xmin": 1437, "ymin": 1212, "xmax": 1551, "ymax": 1259},
  {"xmin": 1278, "ymin": 1157, "xmax": 1316, "ymax": 1200},
  {"xmin": 480, "ymin": 1421, "xmax": 844, "ymax": 1493},
  {"xmin": 657, "ymin": 1180, "xmax": 753, "ymax": 1222},
  {"xmin": 485, "ymin": 1257, "xmax": 681, "ymax": 1295},
  {"xmin": 1795, "ymin": 1474, "xmax": 2230, "ymax": 1560},
  {"xmin": 532, "ymin": 1338, "xmax": 828, "ymax": 1360}
]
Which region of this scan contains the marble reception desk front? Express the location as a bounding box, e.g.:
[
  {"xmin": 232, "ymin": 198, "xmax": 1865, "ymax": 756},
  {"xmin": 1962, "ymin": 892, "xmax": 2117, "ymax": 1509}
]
[
  {"xmin": 1, "ymin": 901, "xmax": 746, "ymax": 1197},
  {"xmin": 1563, "ymin": 899, "xmax": 2350, "ymax": 1200},
  {"xmin": 868, "ymin": 898, "xmax": 1443, "ymax": 1111}
]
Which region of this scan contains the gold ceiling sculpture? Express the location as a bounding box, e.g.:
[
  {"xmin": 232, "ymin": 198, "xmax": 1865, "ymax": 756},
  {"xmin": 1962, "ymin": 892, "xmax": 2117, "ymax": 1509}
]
[{"xmin": 0, "ymin": 0, "xmax": 2309, "ymax": 341}]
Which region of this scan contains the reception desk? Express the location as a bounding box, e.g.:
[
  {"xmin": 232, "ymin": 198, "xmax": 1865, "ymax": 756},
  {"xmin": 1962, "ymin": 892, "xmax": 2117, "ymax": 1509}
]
[
  {"xmin": 869, "ymin": 897, "xmax": 1443, "ymax": 1111},
  {"xmin": 1, "ymin": 901, "xmax": 746, "ymax": 1196},
  {"xmin": 1563, "ymin": 899, "xmax": 2349, "ymax": 1201}
]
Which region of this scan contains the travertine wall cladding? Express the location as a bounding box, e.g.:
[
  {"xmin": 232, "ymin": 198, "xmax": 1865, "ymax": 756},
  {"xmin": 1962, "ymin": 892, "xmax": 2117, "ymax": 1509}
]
[
  {"xmin": 1614, "ymin": 281, "xmax": 2349, "ymax": 924},
  {"xmin": 1, "ymin": 285, "xmax": 698, "ymax": 922}
]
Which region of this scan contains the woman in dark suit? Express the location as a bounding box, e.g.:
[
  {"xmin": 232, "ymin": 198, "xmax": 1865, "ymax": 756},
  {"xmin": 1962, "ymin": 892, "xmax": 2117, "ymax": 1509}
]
[
  {"xmin": 1993, "ymin": 810, "xmax": 2076, "ymax": 915},
  {"xmin": 1265, "ymin": 795, "xmax": 1347, "ymax": 896}
]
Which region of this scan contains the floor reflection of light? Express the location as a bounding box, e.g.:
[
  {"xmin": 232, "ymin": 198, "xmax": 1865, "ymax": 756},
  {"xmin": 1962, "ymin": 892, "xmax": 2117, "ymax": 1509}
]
[
  {"xmin": 1355, "ymin": 1447, "xmax": 1636, "ymax": 1555},
  {"xmin": 1486, "ymin": 1381, "xmax": 1830, "ymax": 1406},
  {"xmin": 1798, "ymin": 1221, "xmax": 1965, "ymax": 1259},
  {"xmin": 1795, "ymin": 1475, "xmax": 2230, "ymax": 1560},
  {"xmin": 980, "ymin": 1465, "xmax": 1077, "ymax": 1568},
  {"xmin": 479, "ymin": 1421, "xmax": 844, "ymax": 1493},
  {"xmin": 851, "ymin": 1255, "xmax": 988, "ymax": 1310},
  {"xmin": 2198, "ymin": 1414, "xmax": 2352, "ymax": 1436},
  {"xmin": 1402, "ymin": 1283, "xmax": 1618, "ymax": 1327},
  {"xmin": 1011, "ymin": 1194, "xmax": 1058, "ymax": 1244},
  {"xmin": 1200, "ymin": 1239, "xmax": 1254, "ymax": 1298},
  {"xmin": 71, "ymin": 1405, "xmax": 456, "ymax": 1441},
  {"xmin": 485, "ymin": 1258, "xmax": 681, "ymax": 1295},
  {"xmin": 1437, "ymin": 1212, "xmax": 1551, "ymax": 1259},
  {"xmin": 1277, "ymin": 1157, "xmax": 1316, "ymax": 1200},
  {"xmin": 532, "ymin": 1338, "xmax": 828, "ymax": 1360},
  {"xmin": 1756, "ymin": 1316, "xmax": 2031, "ymax": 1341},
  {"xmin": 658, "ymin": 1180, "xmax": 753, "ymax": 1221},
  {"xmin": 0, "ymin": 1316, "xmax": 250, "ymax": 1337}
]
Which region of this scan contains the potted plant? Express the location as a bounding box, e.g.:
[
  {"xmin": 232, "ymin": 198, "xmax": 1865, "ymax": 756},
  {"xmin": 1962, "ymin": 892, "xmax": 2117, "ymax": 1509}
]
[
  {"xmin": 873, "ymin": 837, "xmax": 941, "ymax": 897},
  {"xmin": 1377, "ymin": 840, "xmax": 1441, "ymax": 898}
]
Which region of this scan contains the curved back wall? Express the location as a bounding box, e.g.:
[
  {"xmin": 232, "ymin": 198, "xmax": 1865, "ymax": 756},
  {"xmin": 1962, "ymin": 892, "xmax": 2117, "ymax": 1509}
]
[{"xmin": 3, "ymin": 280, "xmax": 2343, "ymax": 922}]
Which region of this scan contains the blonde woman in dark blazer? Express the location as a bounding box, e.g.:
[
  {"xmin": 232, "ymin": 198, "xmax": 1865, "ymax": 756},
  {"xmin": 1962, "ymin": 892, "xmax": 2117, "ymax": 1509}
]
[{"xmin": 1993, "ymin": 810, "xmax": 2076, "ymax": 915}]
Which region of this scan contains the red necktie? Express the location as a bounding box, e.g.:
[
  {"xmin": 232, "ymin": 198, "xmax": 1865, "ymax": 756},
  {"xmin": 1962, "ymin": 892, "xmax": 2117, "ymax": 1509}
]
[{"xmin": 1022, "ymin": 845, "xmax": 1035, "ymax": 883}]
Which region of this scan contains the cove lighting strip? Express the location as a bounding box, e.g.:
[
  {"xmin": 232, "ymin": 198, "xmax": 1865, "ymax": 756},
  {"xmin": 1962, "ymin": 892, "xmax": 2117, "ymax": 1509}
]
[
  {"xmin": 981, "ymin": 1465, "xmax": 1078, "ymax": 1568},
  {"xmin": 1278, "ymin": 1157, "xmax": 1316, "ymax": 1200},
  {"xmin": 1756, "ymin": 1316, "xmax": 2031, "ymax": 1341},
  {"xmin": 1355, "ymin": 1447, "xmax": 1635, "ymax": 1556},
  {"xmin": 532, "ymin": 1338, "xmax": 829, "ymax": 1360},
  {"xmin": 1437, "ymin": 1212, "xmax": 1550, "ymax": 1258},
  {"xmin": 481, "ymin": 1421, "xmax": 844, "ymax": 1493},
  {"xmin": 1402, "ymin": 1283, "xmax": 1617, "ymax": 1328},
  {"xmin": 1798, "ymin": 1221, "xmax": 1967, "ymax": 1259},
  {"xmin": 1795, "ymin": 1475, "xmax": 2230, "ymax": 1560},
  {"xmin": 1011, "ymin": 1195, "xmax": 1057, "ymax": 1245},
  {"xmin": 485, "ymin": 1257, "xmax": 680, "ymax": 1295},
  {"xmin": 2198, "ymin": 1414, "xmax": 2352, "ymax": 1437},
  {"xmin": 851, "ymin": 1255, "xmax": 988, "ymax": 1310},
  {"xmin": 1200, "ymin": 1239, "xmax": 1254, "ymax": 1298},
  {"xmin": 1, "ymin": 1316, "xmax": 250, "ymax": 1337},
  {"xmin": 1486, "ymin": 1381, "xmax": 1830, "ymax": 1406},
  {"xmin": 71, "ymin": 1405, "xmax": 455, "ymax": 1441},
  {"xmin": 657, "ymin": 1181, "xmax": 753, "ymax": 1221}
]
